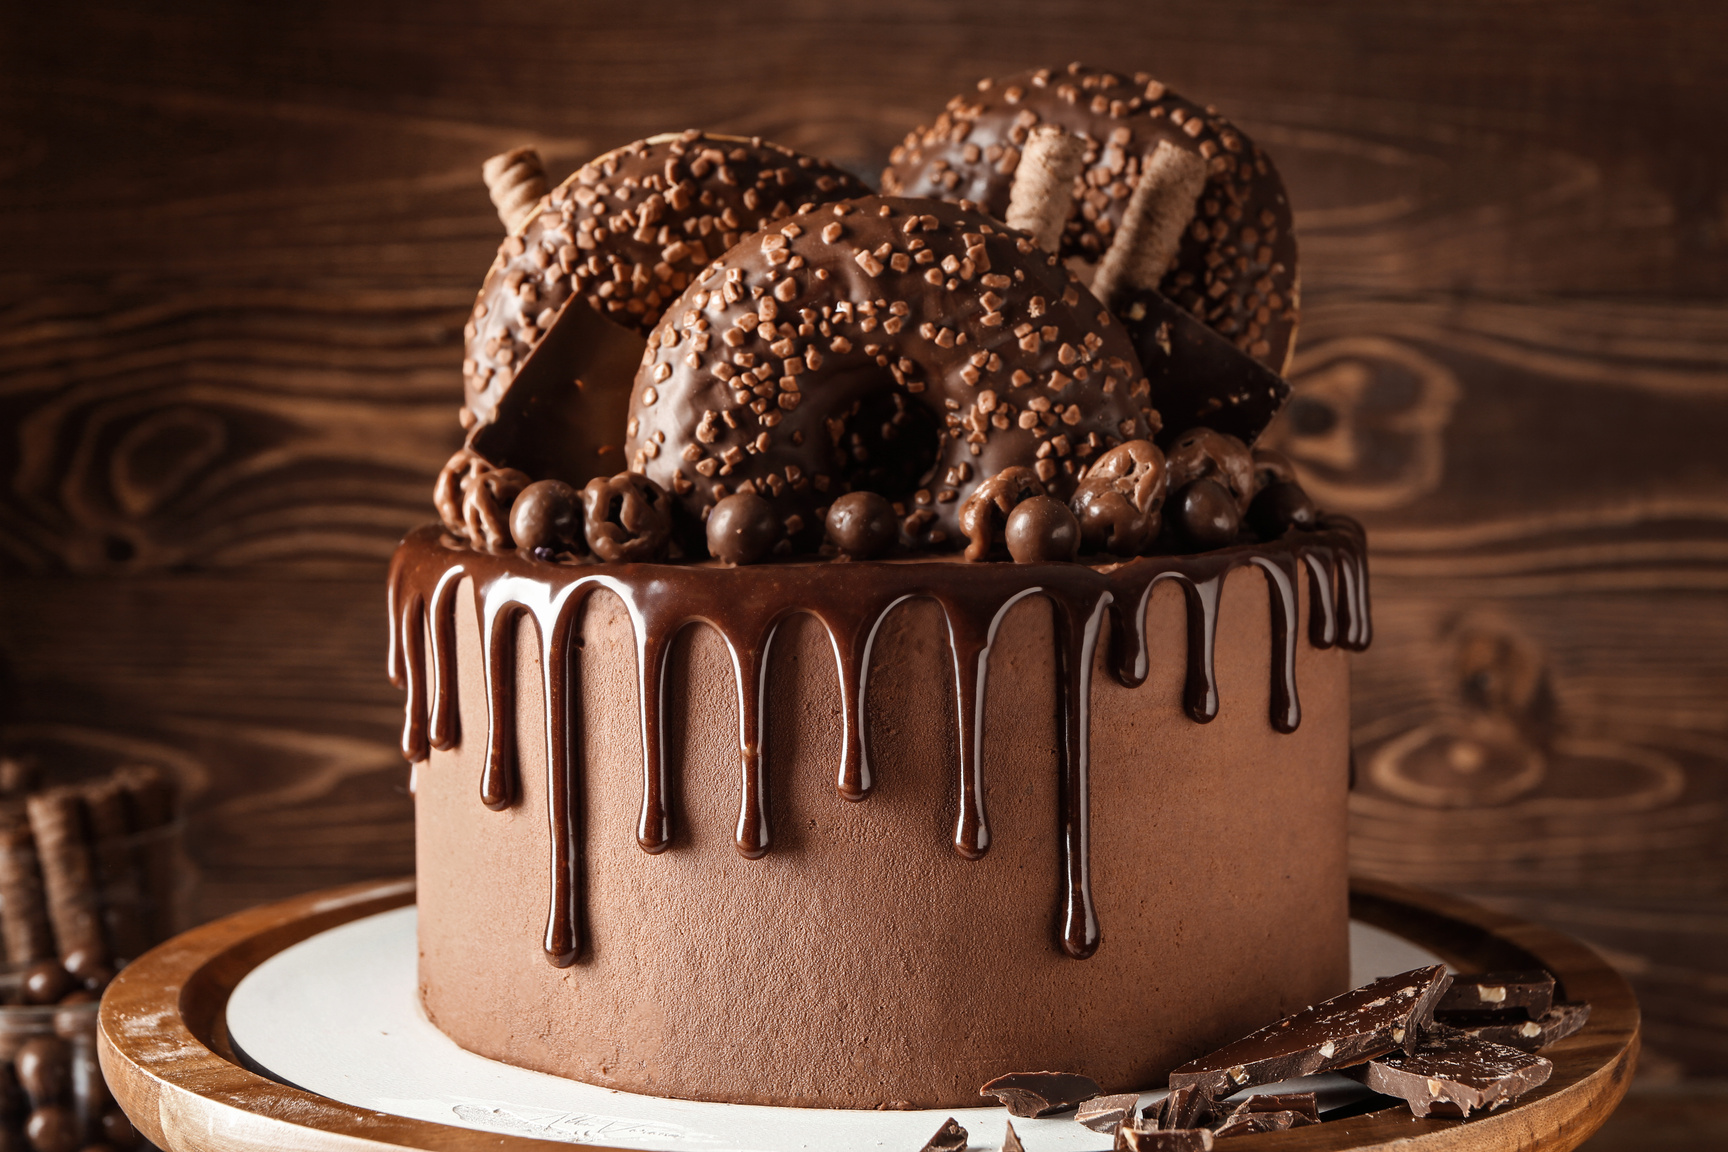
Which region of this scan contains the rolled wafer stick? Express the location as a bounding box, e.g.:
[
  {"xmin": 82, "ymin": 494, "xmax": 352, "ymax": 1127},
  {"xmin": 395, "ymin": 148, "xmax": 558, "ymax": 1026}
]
[
  {"xmin": 1090, "ymin": 139, "xmax": 1210, "ymax": 309},
  {"xmin": 25, "ymin": 790, "xmax": 107, "ymax": 973},
  {"xmin": 79, "ymin": 778, "xmax": 151, "ymax": 965},
  {"xmin": 0, "ymin": 809, "xmax": 55, "ymax": 964},
  {"xmin": 482, "ymin": 146, "xmax": 549, "ymax": 234},
  {"xmin": 1004, "ymin": 125, "xmax": 1088, "ymax": 253},
  {"xmin": 113, "ymin": 765, "xmax": 178, "ymax": 945}
]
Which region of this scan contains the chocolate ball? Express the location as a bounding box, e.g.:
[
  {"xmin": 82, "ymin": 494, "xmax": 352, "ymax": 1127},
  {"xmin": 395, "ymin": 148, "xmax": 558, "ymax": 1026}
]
[
  {"xmin": 99, "ymin": 1107, "xmax": 138, "ymax": 1151},
  {"xmin": 509, "ymin": 479, "xmax": 583, "ymax": 554},
  {"xmin": 14, "ymin": 1038, "xmax": 69, "ymax": 1108},
  {"xmin": 1071, "ymin": 479, "xmax": 1154, "ymax": 556},
  {"xmin": 825, "ymin": 492, "xmax": 897, "ymax": 559},
  {"xmin": 1250, "ymin": 446, "xmax": 1297, "ymax": 490},
  {"xmin": 20, "ymin": 963, "xmax": 71, "ymax": 1007},
  {"xmin": 1165, "ymin": 427, "xmax": 1255, "ymax": 511},
  {"xmin": 959, "ymin": 465, "xmax": 1046, "ymax": 561},
  {"xmin": 707, "ymin": 494, "xmax": 780, "ymax": 566},
  {"xmin": 24, "ymin": 1105, "xmax": 77, "ymax": 1152},
  {"xmin": 1247, "ymin": 479, "xmax": 1319, "ymax": 537},
  {"xmin": 581, "ymin": 473, "xmax": 673, "ymax": 563},
  {"xmin": 1004, "ymin": 496, "xmax": 1080, "ymax": 564},
  {"xmin": 1174, "ymin": 478, "xmax": 1242, "ymax": 550}
]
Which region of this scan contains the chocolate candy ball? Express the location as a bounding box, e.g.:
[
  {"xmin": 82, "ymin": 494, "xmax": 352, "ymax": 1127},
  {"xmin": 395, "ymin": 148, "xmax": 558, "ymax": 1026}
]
[
  {"xmin": 1250, "ymin": 446, "xmax": 1297, "ymax": 490},
  {"xmin": 1071, "ymin": 479, "xmax": 1154, "ymax": 556},
  {"xmin": 959, "ymin": 465, "xmax": 1046, "ymax": 561},
  {"xmin": 581, "ymin": 473, "xmax": 673, "ymax": 563},
  {"xmin": 24, "ymin": 1105, "xmax": 77, "ymax": 1152},
  {"xmin": 1004, "ymin": 496, "xmax": 1080, "ymax": 564},
  {"xmin": 825, "ymin": 492, "xmax": 897, "ymax": 559},
  {"xmin": 14, "ymin": 1037, "xmax": 69, "ymax": 1108},
  {"xmin": 707, "ymin": 494, "xmax": 780, "ymax": 566},
  {"xmin": 1247, "ymin": 479, "xmax": 1318, "ymax": 537},
  {"xmin": 509, "ymin": 479, "xmax": 583, "ymax": 554},
  {"xmin": 20, "ymin": 962, "xmax": 71, "ymax": 1007},
  {"xmin": 100, "ymin": 1106, "xmax": 140, "ymax": 1150},
  {"xmin": 1174, "ymin": 478, "xmax": 1241, "ymax": 550},
  {"xmin": 1166, "ymin": 427, "xmax": 1254, "ymax": 511}
]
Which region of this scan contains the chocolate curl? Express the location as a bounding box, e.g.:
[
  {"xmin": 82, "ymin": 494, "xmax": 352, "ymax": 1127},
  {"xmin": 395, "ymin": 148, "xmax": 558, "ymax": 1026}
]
[
  {"xmin": 482, "ymin": 147, "xmax": 549, "ymax": 234},
  {"xmin": 0, "ymin": 811, "xmax": 55, "ymax": 964},
  {"xmin": 80, "ymin": 779, "xmax": 151, "ymax": 964},
  {"xmin": 24, "ymin": 790, "xmax": 106, "ymax": 972},
  {"xmin": 1090, "ymin": 139, "xmax": 1210, "ymax": 309},
  {"xmin": 1004, "ymin": 125, "xmax": 1088, "ymax": 253},
  {"xmin": 113, "ymin": 765, "xmax": 177, "ymax": 946}
]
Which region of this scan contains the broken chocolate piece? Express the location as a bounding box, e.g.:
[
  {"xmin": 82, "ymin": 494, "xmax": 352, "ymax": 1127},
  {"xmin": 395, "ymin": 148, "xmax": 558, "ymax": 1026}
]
[
  {"xmin": 980, "ymin": 1070, "xmax": 1102, "ymax": 1117},
  {"xmin": 1220, "ymin": 1092, "xmax": 1319, "ymax": 1123},
  {"xmin": 1435, "ymin": 970, "xmax": 1555, "ymax": 1018},
  {"xmin": 1341, "ymin": 1031, "xmax": 1553, "ymax": 1118},
  {"xmin": 1212, "ymin": 1111, "xmax": 1316, "ymax": 1137},
  {"xmin": 1115, "ymin": 1123, "xmax": 1214, "ymax": 1152},
  {"xmin": 1439, "ymin": 1002, "xmax": 1590, "ymax": 1052},
  {"xmin": 1116, "ymin": 287, "xmax": 1291, "ymax": 449},
  {"xmin": 1168, "ymin": 965, "xmax": 1451, "ymax": 1099},
  {"xmin": 919, "ymin": 1116, "xmax": 967, "ymax": 1152},
  {"xmin": 1160, "ymin": 1084, "xmax": 1212, "ymax": 1130},
  {"xmin": 1078, "ymin": 1092, "xmax": 1142, "ymax": 1134},
  {"xmin": 1002, "ymin": 1120, "xmax": 1025, "ymax": 1152}
]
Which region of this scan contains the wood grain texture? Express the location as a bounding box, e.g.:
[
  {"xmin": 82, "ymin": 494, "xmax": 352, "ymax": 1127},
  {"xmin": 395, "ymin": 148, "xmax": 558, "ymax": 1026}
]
[
  {"xmin": 2, "ymin": 0, "xmax": 1725, "ymax": 1126},
  {"xmin": 96, "ymin": 877, "xmax": 1635, "ymax": 1152}
]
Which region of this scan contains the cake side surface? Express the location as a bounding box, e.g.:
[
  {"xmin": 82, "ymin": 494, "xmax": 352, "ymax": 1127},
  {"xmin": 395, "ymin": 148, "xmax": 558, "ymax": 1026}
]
[{"xmin": 408, "ymin": 532, "xmax": 1354, "ymax": 1107}]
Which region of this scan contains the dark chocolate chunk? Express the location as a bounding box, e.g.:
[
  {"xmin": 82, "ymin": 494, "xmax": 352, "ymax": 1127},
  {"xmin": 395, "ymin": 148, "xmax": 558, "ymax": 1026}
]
[
  {"xmin": 1004, "ymin": 495, "xmax": 1081, "ymax": 563},
  {"xmin": 1435, "ymin": 970, "xmax": 1555, "ymax": 1018},
  {"xmin": 1168, "ymin": 965, "xmax": 1451, "ymax": 1099},
  {"xmin": 980, "ymin": 1070, "xmax": 1103, "ymax": 1117},
  {"xmin": 1114, "ymin": 1123, "xmax": 1214, "ymax": 1152},
  {"xmin": 919, "ymin": 1116, "xmax": 967, "ymax": 1152},
  {"xmin": 1219, "ymin": 1092, "xmax": 1319, "ymax": 1123},
  {"xmin": 1341, "ymin": 1031, "xmax": 1552, "ymax": 1118},
  {"xmin": 1159, "ymin": 1084, "xmax": 1212, "ymax": 1130},
  {"xmin": 1439, "ymin": 1002, "xmax": 1590, "ymax": 1052},
  {"xmin": 826, "ymin": 491, "xmax": 898, "ymax": 559},
  {"xmin": 1117, "ymin": 289, "xmax": 1291, "ymax": 448},
  {"xmin": 1001, "ymin": 1120, "xmax": 1024, "ymax": 1152},
  {"xmin": 1212, "ymin": 1110, "xmax": 1315, "ymax": 1137},
  {"xmin": 1077, "ymin": 1092, "xmax": 1142, "ymax": 1134}
]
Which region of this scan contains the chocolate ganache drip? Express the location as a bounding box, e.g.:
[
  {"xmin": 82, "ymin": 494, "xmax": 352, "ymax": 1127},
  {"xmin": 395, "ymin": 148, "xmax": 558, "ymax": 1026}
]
[{"xmin": 389, "ymin": 521, "xmax": 1368, "ymax": 965}]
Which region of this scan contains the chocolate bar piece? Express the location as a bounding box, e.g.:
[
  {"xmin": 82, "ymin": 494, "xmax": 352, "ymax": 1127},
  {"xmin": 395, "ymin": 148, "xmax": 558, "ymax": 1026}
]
[
  {"xmin": 980, "ymin": 1070, "xmax": 1102, "ymax": 1117},
  {"xmin": 1440, "ymin": 1002, "xmax": 1590, "ymax": 1052},
  {"xmin": 1159, "ymin": 1084, "xmax": 1212, "ymax": 1130},
  {"xmin": 1341, "ymin": 1031, "xmax": 1552, "ymax": 1118},
  {"xmin": 1168, "ymin": 965, "xmax": 1451, "ymax": 1099},
  {"xmin": 1220, "ymin": 1092, "xmax": 1319, "ymax": 1123},
  {"xmin": 1077, "ymin": 1092, "xmax": 1142, "ymax": 1134},
  {"xmin": 1115, "ymin": 1123, "xmax": 1214, "ymax": 1152},
  {"xmin": 1116, "ymin": 287, "xmax": 1291, "ymax": 449},
  {"xmin": 1212, "ymin": 1111, "xmax": 1317, "ymax": 1137},
  {"xmin": 918, "ymin": 1117, "xmax": 966, "ymax": 1152},
  {"xmin": 1001, "ymin": 1120, "xmax": 1024, "ymax": 1152},
  {"xmin": 1435, "ymin": 970, "xmax": 1554, "ymax": 1018}
]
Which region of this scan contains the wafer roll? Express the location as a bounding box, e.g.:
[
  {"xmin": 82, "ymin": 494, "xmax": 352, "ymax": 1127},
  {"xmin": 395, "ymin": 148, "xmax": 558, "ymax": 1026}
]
[
  {"xmin": 24, "ymin": 792, "xmax": 105, "ymax": 972},
  {"xmin": 0, "ymin": 811, "xmax": 54, "ymax": 965},
  {"xmin": 1004, "ymin": 125, "xmax": 1088, "ymax": 253},
  {"xmin": 78, "ymin": 779, "xmax": 151, "ymax": 964},
  {"xmin": 482, "ymin": 147, "xmax": 549, "ymax": 234},
  {"xmin": 1090, "ymin": 140, "xmax": 1210, "ymax": 308}
]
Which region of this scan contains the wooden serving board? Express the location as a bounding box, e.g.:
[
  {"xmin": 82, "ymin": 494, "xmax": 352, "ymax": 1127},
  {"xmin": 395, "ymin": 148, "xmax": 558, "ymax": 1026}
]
[{"xmin": 96, "ymin": 877, "xmax": 1636, "ymax": 1152}]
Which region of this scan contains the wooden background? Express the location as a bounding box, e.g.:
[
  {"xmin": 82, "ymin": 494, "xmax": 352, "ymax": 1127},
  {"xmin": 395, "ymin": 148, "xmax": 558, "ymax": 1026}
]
[{"xmin": 1, "ymin": 1, "xmax": 1724, "ymax": 1144}]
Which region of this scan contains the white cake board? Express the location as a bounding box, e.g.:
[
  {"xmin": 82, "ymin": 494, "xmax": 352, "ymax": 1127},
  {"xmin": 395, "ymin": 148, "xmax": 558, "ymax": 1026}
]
[{"xmin": 226, "ymin": 908, "xmax": 1443, "ymax": 1151}]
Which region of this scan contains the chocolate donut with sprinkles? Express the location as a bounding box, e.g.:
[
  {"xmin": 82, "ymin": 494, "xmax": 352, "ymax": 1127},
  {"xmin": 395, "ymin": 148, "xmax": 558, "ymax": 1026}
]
[
  {"xmin": 625, "ymin": 195, "xmax": 1158, "ymax": 557},
  {"xmin": 883, "ymin": 63, "xmax": 1299, "ymax": 374},
  {"xmin": 462, "ymin": 131, "xmax": 868, "ymax": 431}
]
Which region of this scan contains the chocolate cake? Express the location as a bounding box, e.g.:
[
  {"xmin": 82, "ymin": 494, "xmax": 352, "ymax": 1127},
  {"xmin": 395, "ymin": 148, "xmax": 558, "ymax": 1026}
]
[{"xmin": 392, "ymin": 76, "xmax": 1370, "ymax": 1109}]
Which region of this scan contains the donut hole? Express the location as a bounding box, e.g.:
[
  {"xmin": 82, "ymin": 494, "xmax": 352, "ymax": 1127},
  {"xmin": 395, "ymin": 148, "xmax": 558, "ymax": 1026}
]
[{"xmin": 834, "ymin": 390, "xmax": 943, "ymax": 504}]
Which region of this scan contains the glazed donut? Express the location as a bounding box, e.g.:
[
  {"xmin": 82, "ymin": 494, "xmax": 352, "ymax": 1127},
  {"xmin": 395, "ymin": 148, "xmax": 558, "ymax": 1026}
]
[
  {"xmin": 462, "ymin": 131, "xmax": 869, "ymax": 429},
  {"xmin": 625, "ymin": 195, "xmax": 1158, "ymax": 555},
  {"xmin": 883, "ymin": 63, "xmax": 1299, "ymax": 374}
]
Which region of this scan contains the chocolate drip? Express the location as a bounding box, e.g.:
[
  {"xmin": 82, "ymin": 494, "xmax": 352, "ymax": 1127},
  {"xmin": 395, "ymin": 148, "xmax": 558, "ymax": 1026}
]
[{"xmin": 389, "ymin": 520, "xmax": 1369, "ymax": 965}]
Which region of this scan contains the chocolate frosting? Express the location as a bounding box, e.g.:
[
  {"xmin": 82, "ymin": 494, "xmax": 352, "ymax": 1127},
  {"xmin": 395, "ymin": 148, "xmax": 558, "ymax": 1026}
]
[
  {"xmin": 882, "ymin": 64, "xmax": 1299, "ymax": 374},
  {"xmin": 624, "ymin": 195, "xmax": 1156, "ymax": 555},
  {"xmin": 389, "ymin": 520, "xmax": 1368, "ymax": 967}
]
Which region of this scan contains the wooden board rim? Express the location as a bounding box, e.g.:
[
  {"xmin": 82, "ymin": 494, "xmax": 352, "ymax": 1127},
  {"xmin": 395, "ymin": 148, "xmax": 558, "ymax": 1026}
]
[{"xmin": 96, "ymin": 877, "xmax": 1637, "ymax": 1152}]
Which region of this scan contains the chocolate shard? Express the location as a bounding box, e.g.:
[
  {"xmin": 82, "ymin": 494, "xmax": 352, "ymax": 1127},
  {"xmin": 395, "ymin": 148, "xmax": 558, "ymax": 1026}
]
[
  {"xmin": 1212, "ymin": 1110, "xmax": 1316, "ymax": 1137},
  {"xmin": 1435, "ymin": 969, "xmax": 1555, "ymax": 1018},
  {"xmin": 919, "ymin": 1116, "xmax": 967, "ymax": 1152},
  {"xmin": 1115, "ymin": 1122, "xmax": 1214, "ymax": 1152},
  {"xmin": 1115, "ymin": 287, "xmax": 1290, "ymax": 449},
  {"xmin": 1168, "ymin": 965, "xmax": 1451, "ymax": 1099},
  {"xmin": 1220, "ymin": 1092, "xmax": 1319, "ymax": 1123},
  {"xmin": 1077, "ymin": 1092, "xmax": 1142, "ymax": 1134},
  {"xmin": 1439, "ymin": 1002, "xmax": 1590, "ymax": 1052},
  {"xmin": 1340, "ymin": 1031, "xmax": 1553, "ymax": 1118},
  {"xmin": 980, "ymin": 1070, "xmax": 1102, "ymax": 1117},
  {"xmin": 1001, "ymin": 1120, "xmax": 1025, "ymax": 1152},
  {"xmin": 1159, "ymin": 1084, "xmax": 1212, "ymax": 1130}
]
